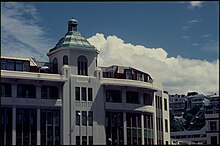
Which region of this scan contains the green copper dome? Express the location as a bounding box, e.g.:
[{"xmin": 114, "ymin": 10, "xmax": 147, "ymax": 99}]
[{"xmin": 49, "ymin": 17, "xmax": 96, "ymax": 52}]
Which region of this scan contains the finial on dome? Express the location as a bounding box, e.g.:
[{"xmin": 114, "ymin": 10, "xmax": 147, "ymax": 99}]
[{"xmin": 68, "ymin": 17, "xmax": 78, "ymax": 32}]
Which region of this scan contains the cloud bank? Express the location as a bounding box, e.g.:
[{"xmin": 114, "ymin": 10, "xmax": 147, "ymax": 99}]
[{"xmin": 88, "ymin": 33, "xmax": 219, "ymax": 95}]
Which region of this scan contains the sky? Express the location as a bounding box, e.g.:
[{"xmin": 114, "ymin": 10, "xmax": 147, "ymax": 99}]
[{"xmin": 1, "ymin": 2, "xmax": 219, "ymax": 95}]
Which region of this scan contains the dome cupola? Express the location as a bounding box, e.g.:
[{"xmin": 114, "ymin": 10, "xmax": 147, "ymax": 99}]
[{"xmin": 68, "ymin": 17, "xmax": 78, "ymax": 32}]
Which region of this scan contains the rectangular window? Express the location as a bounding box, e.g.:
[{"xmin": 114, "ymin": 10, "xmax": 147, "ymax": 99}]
[
  {"xmin": 15, "ymin": 61, "xmax": 23, "ymax": 71},
  {"xmin": 17, "ymin": 84, "xmax": 36, "ymax": 98},
  {"xmin": 0, "ymin": 108, "xmax": 12, "ymax": 145},
  {"xmin": 88, "ymin": 88, "xmax": 93, "ymax": 101},
  {"xmin": 17, "ymin": 108, "xmax": 37, "ymax": 145},
  {"xmin": 155, "ymin": 96, "xmax": 158, "ymax": 108},
  {"xmin": 81, "ymin": 87, "xmax": 86, "ymax": 101},
  {"xmin": 8, "ymin": 60, "xmax": 15, "ymax": 71},
  {"xmin": 76, "ymin": 136, "xmax": 80, "ymax": 145},
  {"xmin": 165, "ymin": 119, "xmax": 168, "ymax": 132},
  {"xmin": 88, "ymin": 111, "xmax": 93, "ymax": 126},
  {"xmin": 1, "ymin": 83, "xmax": 12, "ymax": 97},
  {"xmin": 211, "ymin": 136, "xmax": 217, "ymax": 144},
  {"xmin": 82, "ymin": 136, "xmax": 87, "ymax": 145},
  {"xmin": 210, "ymin": 121, "xmax": 217, "ymax": 131},
  {"xmin": 76, "ymin": 111, "xmax": 80, "ymax": 126},
  {"xmin": 125, "ymin": 69, "xmax": 132, "ymax": 79},
  {"xmin": 1, "ymin": 59, "xmax": 7, "ymax": 70},
  {"xmin": 143, "ymin": 93, "xmax": 153, "ymax": 105},
  {"xmin": 164, "ymin": 98, "xmax": 167, "ymax": 111},
  {"xmin": 106, "ymin": 90, "xmax": 122, "ymax": 103},
  {"xmin": 23, "ymin": 61, "xmax": 30, "ymax": 71},
  {"xmin": 75, "ymin": 87, "xmax": 80, "ymax": 101},
  {"xmin": 41, "ymin": 86, "xmax": 59, "ymax": 99},
  {"xmin": 166, "ymin": 141, "xmax": 169, "ymax": 145},
  {"xmin": 126, "ymin": 91, "xmax": 139, "ymax": 104},
  {"xmin": 89, "ymin": 136, "xmax": 93, "ymax": 145},
  {"xmin": 82, "ymin": 111, "xmax": 87, "ymax": 126},
  {"xmin": 160, "ymin": 97, "xmax": 162, "ymax": 109}
]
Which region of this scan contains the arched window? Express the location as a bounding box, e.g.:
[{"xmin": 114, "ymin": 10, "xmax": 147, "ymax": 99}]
[
  {"xmin": 53, "ymin": 58, "xmax": 58, "ymax": 73},
  {"xmin": 77, "ymin": 55, "xmax": 88, "ymax": 76},
  {"xmin": 63, "ymin": 55, "xmax": 68, "ymax": 65}
]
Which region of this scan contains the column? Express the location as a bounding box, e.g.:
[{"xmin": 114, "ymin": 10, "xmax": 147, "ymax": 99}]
[
  {"xmin": 37, "ymin": 109, "xmax": 41, "ymax": 145},
  {"xmin": 12, "ymin": 107, "xmax": 16, "ymax": 145},
  {"xmin": 141, "ymin": 114, "xmax": 144, "ymax": 145},
  {"xmin": 36, "ymin": 86, "xmax": 41, "ymax": 99},
  {"xmin": 12, "ymin": 84, "xmax": 17, "ymax": 98},
  {"xmin": 121, "ymin": 89, "xmax": 126, "ymax": 104},
  {"xmin": 153, "ymin": 113, "xmax": 157, "ymax": 144},
  {"xmin": 123, "ymin": 112, "xmax": 127, "ymax": 145}
]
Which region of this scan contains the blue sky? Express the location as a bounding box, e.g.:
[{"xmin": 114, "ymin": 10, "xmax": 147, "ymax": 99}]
[
  {"xmin": 30, "ymin": 1, "xmax": 219, "ymax": 61},
  {"xmin": 1, "ymin": 2, "xmax": 219, "ymax": 94}
]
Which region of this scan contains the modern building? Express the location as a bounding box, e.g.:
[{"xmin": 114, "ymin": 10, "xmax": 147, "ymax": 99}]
[
  {"xmin": 169, "ymin": 94, "xmax": 186, "ymax": 117},
  {"xmin": 170, "ymin": 92, "xmax": 219, "ymax": 144},
  {"xmin": 205, "ymin": 94, "xmax": 219, "ymax": 144},
  {"xmin": 1, "ymin": 17, "xmax": 170, "ymax": 145}
]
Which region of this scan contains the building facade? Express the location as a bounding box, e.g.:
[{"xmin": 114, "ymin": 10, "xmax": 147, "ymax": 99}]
[
  {"xmin": 170, "ymin": 93, "xmax": 219, "ymax": 144},
  {"xmin": 1, "ymin": 17, "xmax": 170, "ymax": 145}
]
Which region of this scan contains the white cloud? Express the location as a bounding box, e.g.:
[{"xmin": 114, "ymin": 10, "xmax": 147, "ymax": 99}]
[
  {"xmin": 88, "ymin": 33, "xmax": 219, "ymax": 95},
  {"xmin": 188, "ymin": 1, "xmax": 204, "ymax": 9},
  {"xmin": 1, "ymin": 2, "xmax": 55, "ymax": 61}
]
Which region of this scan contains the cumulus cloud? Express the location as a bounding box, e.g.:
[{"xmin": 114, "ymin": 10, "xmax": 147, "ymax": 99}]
[
  {"xmin": 88, "ymin": 33, "xmax": 219, "ymax": 95},
  {"xmin": 188, "ymin": 1, "xmax": 204, "ymax": 9},
  {"xmin": 1, "ymin": 2, "xmax": 55, "ymax": 61}
]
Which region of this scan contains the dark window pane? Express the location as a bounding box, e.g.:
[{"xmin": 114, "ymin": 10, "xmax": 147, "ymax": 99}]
[
  {"xmin": 1, "ymin": 83, "xmax": 12, "ymax": 97},
  {"xmin": 164, "ymin": 98, "xmax": 167, "ymax": 111},
  {"xmin": 41, "ymin": 86, "xmax": 48, "ymax": 99},
  {"xmin": 15, "ymin": 61, "xmax": 23, "ymax": 71},
  {"xmin": 165, "ymin": 119, "xmax": 168, "ymax": 132},
  {"xmin": 75, "ymin": 87, "xmax": 80, "ymax": 100},
  {"xmin": 76, "ymin": 111, "xmax": 80, "ymax": 126},
  {"xmin": 82, "ymin": 111, "xmax": 87, "ymax": 126},
  {"xmin": 53, "ymin": 58, "xmax": 58, "ymax": 74},
  {"xmin": 126, "ymin": 91, "xmax": 139, "ymax": 104},
  {"xmin": 82, "ymin": 136, "xmax": 87, "ymax": 145},
  {"xmin": 143, "ymin": 93, "xmax": 153, "ymax": 105},
  {"xmin": 89, "ymin": 136, "xmax": 93, "ymax": 145},
  {"xmin": 77, "ymin": 55, "xmax": 88, "ymax": 76},
  {"xmin": 1, "ymin": 59, "xmax": 7, "ymax": 70},
  {"xmin": 88, "ymin": 111, "xmax": 93, "ymax": 126},
  {"xmin": 106, "ymin": 90, "xmax": 122, "ymax": 103},
  {"xmin": 63, "ymin": 55, "xmax": 68, "ymax": 65},
  {"xmin": 76, "ymin": 136, "xmax": 80, "ymax": 145},
  {"xmin": 88, "ymin": 88, "xmax": 93, "ymax": 101},
  {"xmin": 81, "ymin": 87, "xmax": 86, "ymax": 101}
]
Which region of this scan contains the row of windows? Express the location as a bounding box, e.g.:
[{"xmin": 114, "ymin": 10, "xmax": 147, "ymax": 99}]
[
  {"xmin": 75, "ymin": 111, "xmax": 93, "ymax": 126},
  {"xmin": 0, "ymin": 108, "xmax": 60, "ymax": 145},
  {"xmin": 1, "ymin": 59, "xmax": 30, "ymax": 72},
  {"xmin": 75, "ymin": 87, "xmax": 93, "ymax": 101},
  {"xmin": 76, "ymin": 136, "xmax": 93, "ymax": 145},
  {"xmin": 1, "ymin": 83, "xmax": 59, "ymax": 99},
  {"xmin": 105, "ymin": 112, "xmax": 155, "ymax": 145},
  {"xmin": 155, "ymin": 96, "xmax": 168, "ymax": 111},
  {"xmin": 171, "ymin": 134, "xmax": 206, "ymax": 139},
  {"xmin": 106, "ymin": 90, "xmax": 153, "ymax": 105},
  {"xmin": 53, "ymin": 55, "xmax": 88, "ymax": 76}
]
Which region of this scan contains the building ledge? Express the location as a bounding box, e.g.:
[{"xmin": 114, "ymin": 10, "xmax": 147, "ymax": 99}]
[{"xmin": 1, "ymin": 70, "xmax": 67, "ymax": 82}]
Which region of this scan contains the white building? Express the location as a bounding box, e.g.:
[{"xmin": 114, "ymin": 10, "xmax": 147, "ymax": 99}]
[
  {"xmin": 205, "ymin": 95, "xmax": 219, "ymax": 144},
  {"xmin": 1, "ymin": 17, "xmax": 170, "ymax": 145}
]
